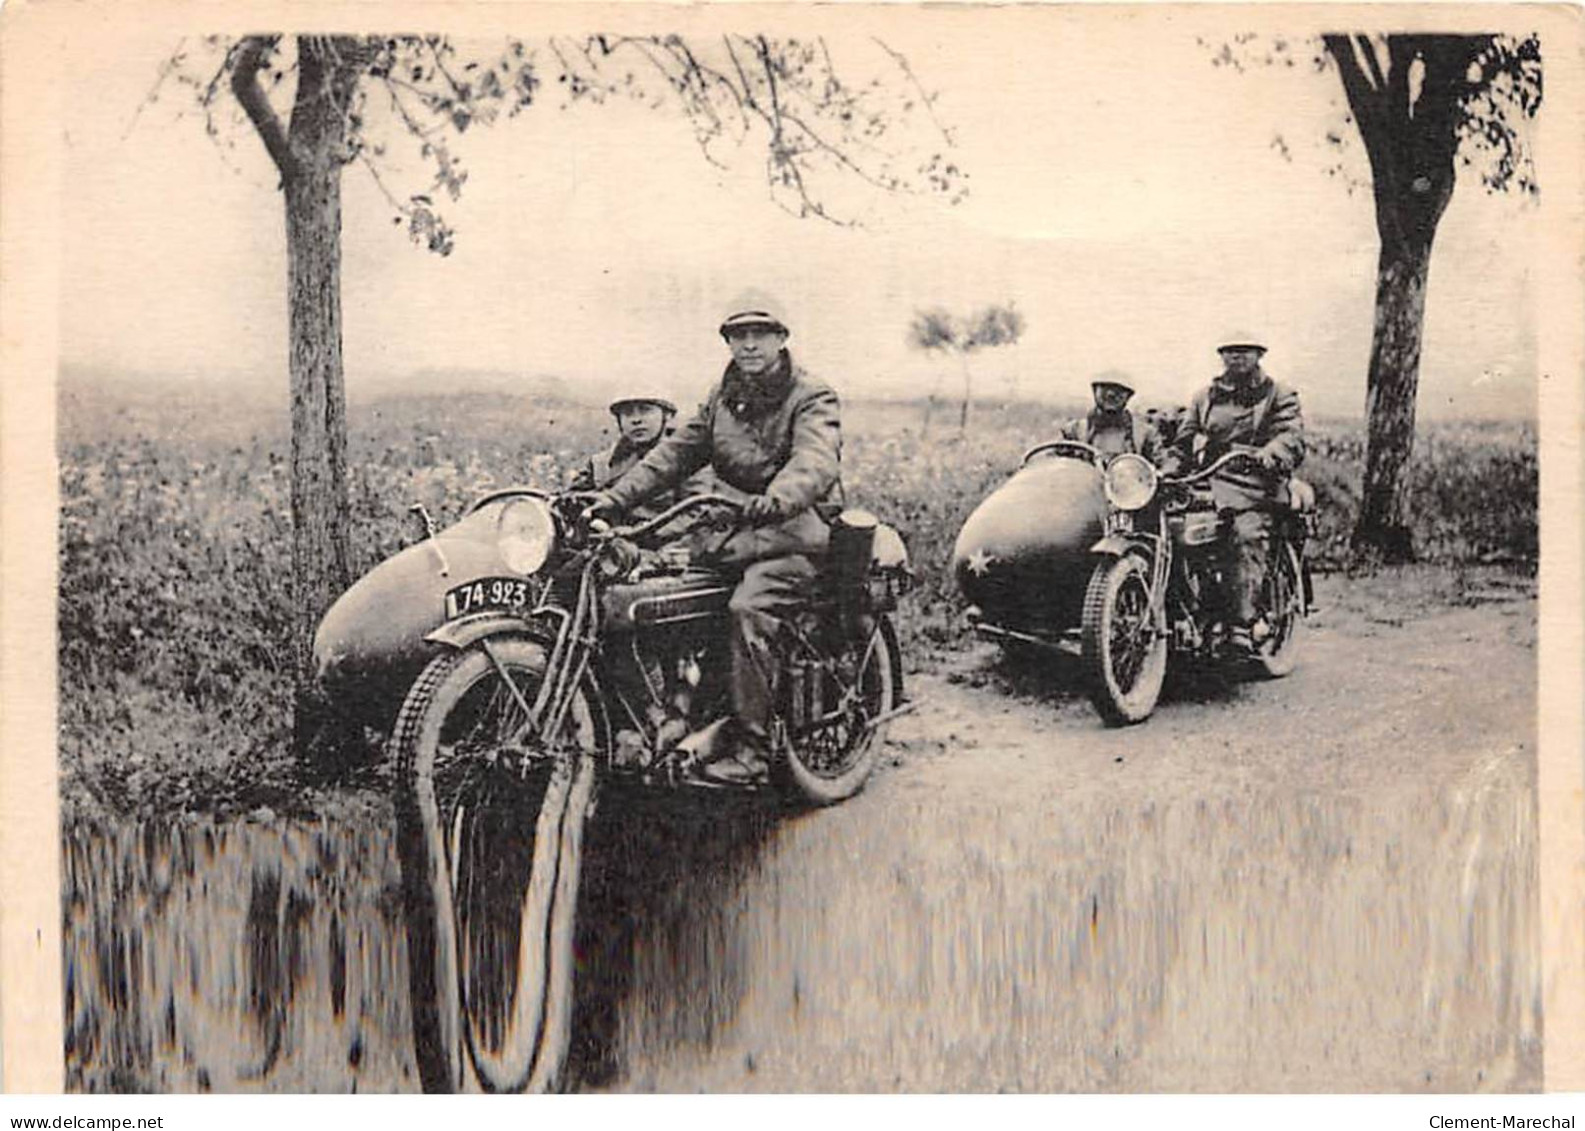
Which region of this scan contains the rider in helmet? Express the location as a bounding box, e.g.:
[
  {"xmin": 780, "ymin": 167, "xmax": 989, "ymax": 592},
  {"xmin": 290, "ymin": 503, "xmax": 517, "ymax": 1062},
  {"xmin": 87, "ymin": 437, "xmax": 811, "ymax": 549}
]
[
  {"xmin": 1059, "ymin": 372, "xmax": 1167, "ymax": 462},
  {"xmin": 1167, "ymin": 332, "xmax": 1306, "ymax": 649},
  {"xmin": 572, "ymin": 394, "xmax": 677, "ymax": 491},
  {"xmin": 570, "ymin": 393, "xmax": 706, "ymax": 540},
  {"xmin": 582, "ymin": 293, "xmax": 844, "ymax": 783}
]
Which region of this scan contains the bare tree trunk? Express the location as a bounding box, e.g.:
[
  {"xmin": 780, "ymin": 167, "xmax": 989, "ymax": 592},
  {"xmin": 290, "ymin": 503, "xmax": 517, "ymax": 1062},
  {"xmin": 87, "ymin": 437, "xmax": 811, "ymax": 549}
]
[
  {"xmin": 1321, "ymin": 34, "xmax": 1487, "ymax": 564},
  {"xmin": 233, "ymin": 36, "xmax": 365, "ymax": 753},
  {"xmin": 284, "ymin": 168, "xmax": 351, "ymax": 695},
  {"xmin": 1354, "ymin": 238, "xmax": 1432, "ymax": 563}
]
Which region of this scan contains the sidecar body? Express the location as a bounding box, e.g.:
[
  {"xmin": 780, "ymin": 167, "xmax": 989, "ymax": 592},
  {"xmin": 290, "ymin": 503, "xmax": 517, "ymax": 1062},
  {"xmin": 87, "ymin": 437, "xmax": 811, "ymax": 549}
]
[
  {"xmin": 951, "ymin": 452, "xmax": 1107, "ymax": 642},
  {"xmin": 312, "ymin": 493, "xmax": 544, "ymax": 729}
]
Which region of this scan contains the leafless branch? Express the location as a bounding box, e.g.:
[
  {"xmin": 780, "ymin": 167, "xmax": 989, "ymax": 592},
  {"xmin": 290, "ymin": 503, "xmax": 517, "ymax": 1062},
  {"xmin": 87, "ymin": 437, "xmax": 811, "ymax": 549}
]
[
  {"xmin": 1355, "ymin": 34, "xmax": 1388, "ymax": 94},
  {"xmin": 870, "ymin": 36, "xmax": 951, "ymax": 141},
  {"xmin": 231, "ymin": 35, "xmax": 298, "ymax": 178}
]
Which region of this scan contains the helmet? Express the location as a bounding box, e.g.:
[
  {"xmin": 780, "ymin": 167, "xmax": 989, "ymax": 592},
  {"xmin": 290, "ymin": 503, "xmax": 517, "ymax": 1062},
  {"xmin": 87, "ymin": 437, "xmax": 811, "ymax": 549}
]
[
  {"xmin": 1217, "ymin": 332, "xmax": 1267, "ymax": 354},
  {"xmin": 1090, "ymin": 370, "xmax": 1135, "ymax": 396},
  {"xmin": 719, "ymin": 290, "xmax": 790, "ymax": 339},
  {"xmin": 609, "ymin": 394, "xmax": 677, "ymax": 416}
]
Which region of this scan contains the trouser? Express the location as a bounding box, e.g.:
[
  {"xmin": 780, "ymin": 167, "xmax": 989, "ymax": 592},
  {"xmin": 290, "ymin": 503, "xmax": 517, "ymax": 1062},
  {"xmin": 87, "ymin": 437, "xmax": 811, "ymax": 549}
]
[
  {"xmin": 727, "ymin": 554, "xmax": 818, "ymax": 739},
  {"xmin": 1223, "ymin": 509, "xmax": 1274, "ymax": 626}
]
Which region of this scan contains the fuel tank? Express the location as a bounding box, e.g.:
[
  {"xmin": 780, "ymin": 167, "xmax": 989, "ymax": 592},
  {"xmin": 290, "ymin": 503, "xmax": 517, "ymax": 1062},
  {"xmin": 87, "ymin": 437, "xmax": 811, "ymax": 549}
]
[
  {"xmin": 951, "ymin": 455, "xmax": 1106, "ymax": 633},
  {"xmin": 312, "ymin": 502, "xmax": 524, "ymax": 728}
]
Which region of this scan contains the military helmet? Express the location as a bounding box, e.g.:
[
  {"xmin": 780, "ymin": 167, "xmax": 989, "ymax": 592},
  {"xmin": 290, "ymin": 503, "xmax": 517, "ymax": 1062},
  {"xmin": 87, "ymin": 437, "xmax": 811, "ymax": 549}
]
[
  {"xmin": 1217, "ymin": 332, "xmax": 1267, "ymax": 354},
  {"xmin": 609, "ymin": 394, "xmax": 677, "ymax": 416},
  {"xmin": 1090, "ymin": 370, "xmax": 1135, "ymax": 396},
  {"xmin": 719, "ymin": 290, "xmax": 790, "ymax": 339}
]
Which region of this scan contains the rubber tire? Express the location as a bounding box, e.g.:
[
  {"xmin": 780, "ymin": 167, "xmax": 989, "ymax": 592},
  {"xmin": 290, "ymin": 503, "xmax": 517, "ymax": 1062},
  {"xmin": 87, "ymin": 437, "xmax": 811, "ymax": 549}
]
[
  {"xmin": 779, "ymin": 616, "xmax": 903, "ymax": 806},
  {"xmin": 392, "ymin": 638, "xmax": 601, "ymax": 1094},
  {"xmin": 1253, "ymin": 542, "xmax": 1305, "ymax": 679},
  {"xmin": 1081, "ymin": 555, "xmax": 1168, "ymax": 726}
]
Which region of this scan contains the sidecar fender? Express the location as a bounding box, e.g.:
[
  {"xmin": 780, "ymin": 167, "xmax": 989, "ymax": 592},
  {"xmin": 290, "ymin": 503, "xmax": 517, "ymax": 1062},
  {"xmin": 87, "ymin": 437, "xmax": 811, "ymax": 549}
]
[{"xmin": 425, "ymin": 613, "xmax": 540, "ymax": 651}]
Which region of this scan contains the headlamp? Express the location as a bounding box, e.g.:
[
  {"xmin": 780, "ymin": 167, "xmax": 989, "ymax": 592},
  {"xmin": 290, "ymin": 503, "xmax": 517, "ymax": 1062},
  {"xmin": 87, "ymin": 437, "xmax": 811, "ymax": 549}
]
[{"xmin": 1103, "ymin": 454, "xmax": 1159, "ymax": 512}]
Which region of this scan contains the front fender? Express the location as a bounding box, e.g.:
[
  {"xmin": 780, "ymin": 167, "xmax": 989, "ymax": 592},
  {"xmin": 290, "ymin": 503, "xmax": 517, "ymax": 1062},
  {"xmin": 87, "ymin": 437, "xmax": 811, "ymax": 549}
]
[
  {"xmin": 425, "ymin": 613, "xmax": 542, "ymax": 651},
  {"xmin": 1089, "ymin": 533, "xmax": 1152, "ymax": 558}
]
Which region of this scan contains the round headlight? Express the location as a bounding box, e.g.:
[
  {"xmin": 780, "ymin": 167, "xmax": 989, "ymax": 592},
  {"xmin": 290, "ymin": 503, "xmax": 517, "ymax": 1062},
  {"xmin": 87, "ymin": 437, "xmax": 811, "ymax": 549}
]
[
  {"xmin": 1103, "ymin": 454, "xmax": 1159, "ymax": 511},
  {"xmin": 496, "ymin": 497, "xmax": 555, "ymax": 575}
]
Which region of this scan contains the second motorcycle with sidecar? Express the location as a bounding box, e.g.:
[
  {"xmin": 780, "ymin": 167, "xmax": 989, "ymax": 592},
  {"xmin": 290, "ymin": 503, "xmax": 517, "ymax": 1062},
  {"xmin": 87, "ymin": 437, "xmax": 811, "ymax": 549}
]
[{"xmin": 952, "ymin": 438, "xmax": 1314, "ymax": 724}]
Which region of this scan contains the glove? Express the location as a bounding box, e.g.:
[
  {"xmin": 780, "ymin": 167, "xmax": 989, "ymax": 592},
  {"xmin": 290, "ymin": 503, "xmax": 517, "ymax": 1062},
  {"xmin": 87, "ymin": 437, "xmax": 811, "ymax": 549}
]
[
  {"xmin": 574, "ymin": 491, "xmax": 619, "ymax": 524},
  {"xmin": 740, "ymin": 494, "xmax": 786, "ymax": 527}
]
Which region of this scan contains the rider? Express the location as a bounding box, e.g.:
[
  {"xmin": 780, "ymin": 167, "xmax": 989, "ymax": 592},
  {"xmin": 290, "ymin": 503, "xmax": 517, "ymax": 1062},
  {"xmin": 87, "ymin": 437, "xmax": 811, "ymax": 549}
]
[
  {"xmin": 1167, "ymin": 332, "xmax": 1305, "ymax": 649},
  {"xmin": 582, "ymin": 295, "xmax": 843, "ymax": 783},
  {"xmin": 1059, "ymin": 373, "xmax": 1167, "ymax": 462},
  {"xmin": 571, "ymin": 393, "xmax": 715, "ymax": 544}
]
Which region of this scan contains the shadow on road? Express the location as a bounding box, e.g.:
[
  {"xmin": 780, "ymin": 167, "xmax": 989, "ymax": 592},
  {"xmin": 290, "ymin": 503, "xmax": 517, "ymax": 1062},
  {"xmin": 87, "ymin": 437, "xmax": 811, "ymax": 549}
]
[
  {"xmin": 566, "ymin": 784, "xmax": 787, "ymax": 1089},
  {"xmin": 971, "ymin": 644, "xmax": 1249, "ymax": 714}
]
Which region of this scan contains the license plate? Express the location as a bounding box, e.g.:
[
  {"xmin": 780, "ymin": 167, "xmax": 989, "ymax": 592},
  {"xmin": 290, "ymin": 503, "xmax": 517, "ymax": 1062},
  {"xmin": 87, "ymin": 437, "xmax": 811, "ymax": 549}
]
[{"xmin": 444, "ymin": 577, "xmax": 532, "ymax": 619}]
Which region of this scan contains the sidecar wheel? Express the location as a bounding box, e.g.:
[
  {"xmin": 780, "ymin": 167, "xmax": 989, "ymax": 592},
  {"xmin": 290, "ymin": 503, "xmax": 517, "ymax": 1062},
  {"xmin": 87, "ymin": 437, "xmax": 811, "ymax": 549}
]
[
  {"xmin": 392, "ymin": 638, "xmax": 602, "ymax": 1094},
  {"xmin": 779, "ymin": 616, "xmax": 902, "ymax": 806},
  {"xmin": 1253, "ymin": 542, "xmax": 1305, "ymax": 679},
  {"xmin": 1081, "ymin": 554, "xmax": 1168, "ymax": 726}
]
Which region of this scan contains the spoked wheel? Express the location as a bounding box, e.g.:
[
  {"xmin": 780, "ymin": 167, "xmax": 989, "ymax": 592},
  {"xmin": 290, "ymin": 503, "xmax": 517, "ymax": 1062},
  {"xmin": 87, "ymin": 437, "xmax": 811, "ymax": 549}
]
[
  {"xmin": 778, "ymin": 616, "xmax": 903, "ymax": 806},
  {"xmin": 1081, "ymin": 554, "xmax": 1168, "ymax": 725},
  {"xmin": 392, "ymin": 637, "xmax": 602, "ymax": 1093},
  {"xmin": 1252, "ymin": 541, "xmax": 1305, "ymax": 679}
]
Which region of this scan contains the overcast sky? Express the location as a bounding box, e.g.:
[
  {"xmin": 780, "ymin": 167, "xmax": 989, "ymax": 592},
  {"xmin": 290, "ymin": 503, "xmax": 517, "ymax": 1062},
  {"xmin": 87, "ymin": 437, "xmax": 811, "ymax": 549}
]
[{"xmin": 60, "ymin": 6, "xmax": 1545, "ymax": 419}]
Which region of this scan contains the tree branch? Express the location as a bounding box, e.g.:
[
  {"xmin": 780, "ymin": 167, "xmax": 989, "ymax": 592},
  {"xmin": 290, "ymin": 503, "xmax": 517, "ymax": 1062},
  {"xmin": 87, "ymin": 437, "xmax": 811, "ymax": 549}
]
[
  {"xmin": 231, "ymin": 35, "xmax": 298, "ymax": 179},
  {"xmin": 870, "ymin": 36, "xmax": 951, "ymax": 142},
  {"xmin": 1355, "ymin": 34, "xmax": 1388, "ymax": 94},
  {"xmin": 1324, "ymin": 34, "xmax": 1390, "ymax": 165}
]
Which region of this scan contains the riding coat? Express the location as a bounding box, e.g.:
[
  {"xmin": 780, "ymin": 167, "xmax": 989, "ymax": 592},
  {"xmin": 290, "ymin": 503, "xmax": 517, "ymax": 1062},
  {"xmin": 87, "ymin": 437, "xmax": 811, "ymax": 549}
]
[{"xmin": 1172, "ymin": 371, "xmax": 1305, "ymax": 511}]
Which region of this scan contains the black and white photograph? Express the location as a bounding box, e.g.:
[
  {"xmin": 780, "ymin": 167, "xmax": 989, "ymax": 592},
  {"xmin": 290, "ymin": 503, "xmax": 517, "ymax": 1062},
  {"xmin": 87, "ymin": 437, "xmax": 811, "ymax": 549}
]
[{"xmin": 1, "ymin": 0, "xmax": 1581, "ymax": 1100}]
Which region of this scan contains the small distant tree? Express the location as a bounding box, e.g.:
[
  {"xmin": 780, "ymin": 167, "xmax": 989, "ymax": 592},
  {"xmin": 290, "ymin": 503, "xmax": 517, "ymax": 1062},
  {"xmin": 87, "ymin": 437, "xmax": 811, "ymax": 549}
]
[{"xmin": 907, "ymin": 302, "xmax": 1025, "ymax": 431}]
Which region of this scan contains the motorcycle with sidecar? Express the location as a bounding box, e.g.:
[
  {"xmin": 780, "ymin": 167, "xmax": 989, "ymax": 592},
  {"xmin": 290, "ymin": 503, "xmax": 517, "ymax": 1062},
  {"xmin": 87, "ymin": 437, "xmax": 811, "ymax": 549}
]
[
  {"xmin": 311, "ymin": 490, "xmax": 914, "ymax": 1091},
  {"xmin": 951, "ymin": 438, "xmax": 1314, "ymax": 725}
]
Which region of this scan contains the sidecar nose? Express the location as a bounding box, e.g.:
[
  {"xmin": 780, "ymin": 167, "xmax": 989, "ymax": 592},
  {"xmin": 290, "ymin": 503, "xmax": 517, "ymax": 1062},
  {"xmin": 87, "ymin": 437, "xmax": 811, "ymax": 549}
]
[{"xmin": 310, "ymin": 529, "xmax": 508, "ymax": 725}]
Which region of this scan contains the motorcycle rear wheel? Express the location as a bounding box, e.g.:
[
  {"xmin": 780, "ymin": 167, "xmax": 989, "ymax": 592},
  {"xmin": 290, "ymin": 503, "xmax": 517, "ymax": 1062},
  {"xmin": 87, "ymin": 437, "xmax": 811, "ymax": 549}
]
[
  {"xmin": 778, "ymin": 616, "xmax": 903, "ymax": 806},
  {"xmin": 1081, "ymin": 554, "xmax": 1168, "ymax": 726},
  {"xmin": 1252, "ymin": 542, "xmax": 1305, "ymax": 679},
  {"xmin": 392, "ymin": 637, "xmax": 602, "ymax": 1094}
]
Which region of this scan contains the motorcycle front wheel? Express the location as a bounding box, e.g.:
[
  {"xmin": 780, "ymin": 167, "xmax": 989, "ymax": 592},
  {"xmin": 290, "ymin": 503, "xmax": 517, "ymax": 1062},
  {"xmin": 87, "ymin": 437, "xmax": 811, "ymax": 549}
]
[
  {"xmin": 779, "ymin": 616, "xmax": 903, "ymax": 806},
  {"xmin": 392, "ymin": 637, "xmax": 602, "ymax": 1094},
  {"xmin": 1081, "ymin": 554, "xmax": 1169, "ymax": 726}
]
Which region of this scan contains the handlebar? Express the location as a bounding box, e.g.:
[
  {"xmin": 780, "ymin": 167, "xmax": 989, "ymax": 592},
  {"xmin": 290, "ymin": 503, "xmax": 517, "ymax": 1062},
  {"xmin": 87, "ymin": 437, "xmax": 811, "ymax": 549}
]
[
  {"xmin": 606, "ymin": 492, "xmax": 744, "ymax": 541},
  {"xmin": 1021, "ymin": 439, "xmax": 1099, "ymax": 466},
  {"xmin": 1162, "ymin": 448, "xmax": 1265, "ymax": 488}
]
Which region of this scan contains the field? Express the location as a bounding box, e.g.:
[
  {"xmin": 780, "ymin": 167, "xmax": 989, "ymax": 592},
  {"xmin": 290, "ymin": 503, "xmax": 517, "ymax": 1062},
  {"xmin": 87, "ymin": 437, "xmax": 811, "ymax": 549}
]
[{"xmin": 57, "ymin": 381, "xmax": 1537, "ymax": 822}]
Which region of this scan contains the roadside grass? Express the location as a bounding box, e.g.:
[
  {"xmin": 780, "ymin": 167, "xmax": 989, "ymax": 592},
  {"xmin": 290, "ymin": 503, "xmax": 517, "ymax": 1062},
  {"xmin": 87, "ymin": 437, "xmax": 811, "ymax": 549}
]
[{"xmin": 58, "ymin": 386, "xmax": 1536, "ymax": 819}]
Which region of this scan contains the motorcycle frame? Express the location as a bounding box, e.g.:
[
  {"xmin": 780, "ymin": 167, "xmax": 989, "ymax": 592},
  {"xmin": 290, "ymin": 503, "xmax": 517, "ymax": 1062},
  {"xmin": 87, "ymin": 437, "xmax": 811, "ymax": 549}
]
[{"xmin": 418, "ymin": 506, "xmax": 901, "ymax": 779}]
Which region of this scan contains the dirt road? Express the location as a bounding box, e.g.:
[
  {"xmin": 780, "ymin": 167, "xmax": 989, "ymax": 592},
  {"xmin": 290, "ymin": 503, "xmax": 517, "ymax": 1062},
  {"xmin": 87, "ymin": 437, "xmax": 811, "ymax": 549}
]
[
  {"xmin": 63, "ymin": 574, "xmax": 1541, "ymax": 1092},
  {"xmin": 583, "ymin": 573, "xmax": 1540, "ymax": 1091}
]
